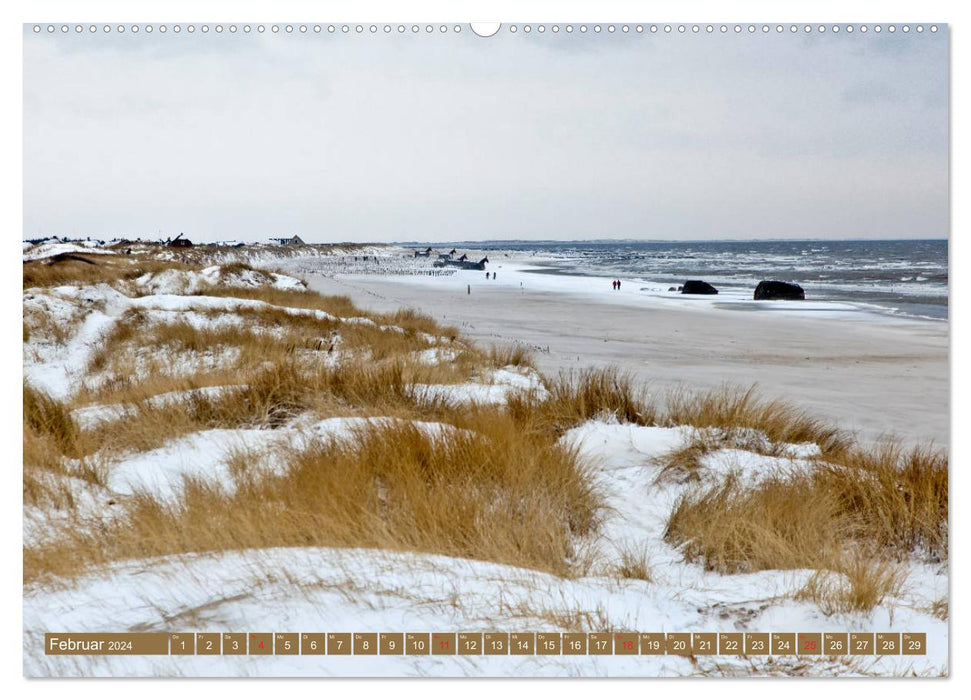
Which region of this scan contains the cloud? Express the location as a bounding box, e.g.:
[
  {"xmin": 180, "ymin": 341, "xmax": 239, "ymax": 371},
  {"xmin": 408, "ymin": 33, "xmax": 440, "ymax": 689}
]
[{"xmin": 23, "ymin": 27, "xmax": 948, "ymax": 242}]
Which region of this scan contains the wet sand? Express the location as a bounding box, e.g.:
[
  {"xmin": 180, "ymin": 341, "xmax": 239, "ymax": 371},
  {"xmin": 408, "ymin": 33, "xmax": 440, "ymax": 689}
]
[{"xmin": 303, "ymin": 266, "xmax": 949, "ymax": 448}]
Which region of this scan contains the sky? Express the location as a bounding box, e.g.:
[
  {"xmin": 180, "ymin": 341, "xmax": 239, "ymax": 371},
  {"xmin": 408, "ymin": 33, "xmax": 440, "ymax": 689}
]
[{"xmin": 23, "ymin": 24, "xmax": 949, "ymax": 243}]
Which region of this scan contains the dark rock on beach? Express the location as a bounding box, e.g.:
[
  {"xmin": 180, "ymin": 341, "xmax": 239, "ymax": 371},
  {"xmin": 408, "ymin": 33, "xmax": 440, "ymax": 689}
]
[
  {"xmin": 681, "ymin": 280, "xmax": 719, "ymax": 295},
  {"xmin": 754, "ymin": 280, "xmax": 805, "ymax": 300}
]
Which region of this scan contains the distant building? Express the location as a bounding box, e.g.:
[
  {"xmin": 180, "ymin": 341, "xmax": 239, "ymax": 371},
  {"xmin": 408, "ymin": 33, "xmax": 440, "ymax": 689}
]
[
  {"xmin": 167, "ymin": 233, "xmax": 193, "ymax": 248},
  {"xmin": 270, "ymin": 235, "xmax": 306, "ymax": 246}
]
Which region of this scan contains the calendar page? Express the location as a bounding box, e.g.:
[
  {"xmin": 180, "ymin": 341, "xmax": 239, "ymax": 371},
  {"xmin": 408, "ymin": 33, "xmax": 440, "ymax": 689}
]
[{"xmin": 22, "ymin": 14, "xmax": 949, "ymax": 679}]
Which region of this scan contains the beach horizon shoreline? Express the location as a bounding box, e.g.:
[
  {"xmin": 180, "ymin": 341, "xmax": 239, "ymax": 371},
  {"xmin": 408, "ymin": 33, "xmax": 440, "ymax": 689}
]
[{"xmin": 296, "ymin": 253, "xmax": 948, "ymax": 449}]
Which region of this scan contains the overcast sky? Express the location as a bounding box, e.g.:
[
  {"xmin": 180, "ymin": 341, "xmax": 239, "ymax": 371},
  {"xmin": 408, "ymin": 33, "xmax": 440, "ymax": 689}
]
[{"xmin": 23, "ymin": 25, "xmax": 948, "ymax": 243}]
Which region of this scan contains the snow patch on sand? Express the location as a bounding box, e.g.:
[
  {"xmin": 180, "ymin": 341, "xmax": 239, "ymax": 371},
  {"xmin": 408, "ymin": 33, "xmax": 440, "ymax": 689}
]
[
  {"xmin": 411, "ymin": 366, "xmax": 549, "ymax": 405},
  {"xmin": 413, "ymin": 347, "xmax": 462, "ymax": 365}
]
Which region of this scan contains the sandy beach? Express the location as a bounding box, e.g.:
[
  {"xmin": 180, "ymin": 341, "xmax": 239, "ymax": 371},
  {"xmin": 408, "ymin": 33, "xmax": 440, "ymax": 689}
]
[{"xmin": 300, "ymin": 256, "xmax": 949, "ymax": 448}]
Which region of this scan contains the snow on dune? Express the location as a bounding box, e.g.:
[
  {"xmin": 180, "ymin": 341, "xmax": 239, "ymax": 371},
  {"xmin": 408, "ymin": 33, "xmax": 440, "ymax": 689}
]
[
  {"xmin": 23, "ymin": 243, "xmax": 117, "ymax": 262},
  {"xmin": 24, "ymin": 307, "xmax": 117, "ymax": 401},
  {"xmin": 135, "ymin": 266, "xmax": 306, "ymax": 295},
  {"xmin": 23, "ymin": 473, "xmax": 119, "ymax": 549},
  {"xmin": 411, "ymin": 367, "xmax": 549, "ymax": 405},
  {"xmin": 70, "ymin": 386, "xmax": 236, "ymax": 430},
  {"xmin": 698, "ymin": 448, "xmax": 815, "ymax": 488},
  {"xmin": 413, "ymin": 347, "xmax": 462, "ymax": 365},
  {"xmin": 107, "ymin": 417, "xmax": 471, "ymax": 502},
  {"xmin": 564, "ymin": 421, "xmax": 683, "ymax": 532},
  {"xmin": 129, "ymin": 292, "xmax": 411, "ymax": 335},
  {"xmin": 23, "ymin": 543, "xmax": 946, "ymax": 677},
  {"xmin": 107, "ymin": 428, "xmax": 290, "ymax": 501},
  {"xmin": 23, "ymin": 418, "xmax": 947, "ymax": 677},
  {"xmin": 23, "ymin": 282, "xmax": 431, "ymax": 402}
]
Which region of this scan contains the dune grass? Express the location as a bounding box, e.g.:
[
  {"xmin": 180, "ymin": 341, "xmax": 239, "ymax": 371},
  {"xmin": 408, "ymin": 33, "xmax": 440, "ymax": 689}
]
[
  {"xmin": 25, "ymin": 416, "xmax": 601, "ymax": 583},
  {"xmin": 24, "ymin": 383, "xmax": 81, "ymax": 459},
  {"xmin": 928, "ymin": 597, "xmax": 948, "ymax": 621},
  {"xmin": 72, "ymin": 352, "xmax": 478, "ymax": 461},
  {"xmin": 664, "ymin": 440, "xmax": 947, "ymax": 610},
  {"xmin": 662, "ymin": 385, "xmax": 851, "ymax": 459},
  {"xmin": 76, "ymin": 301, "xmax": 471, "ymax": 409},
  {"xmin": 24, "ymin": 259, "xmax": 605, "ymax": 583},
  {"xmin": 23, "ymin": 384, "xmax": 106, "ymax": 510},
  {"xmin": 613, "ymin": 545, "xmax": 654, "ymax": 582},
  {"xmin": 488, "ymin": 343, "xmax": 535, "ymax": 369},
  {"xmin": 194, "ymin": 284, "xmax": 361, "ymax": 318},
  {"xmin": 655, "ymin": 428, "xmax": 725, "ymax": 482},
  {"xmin": 23, "ymin": 253, "xmax": 195, "ymax": 290},
  {"xmin": 24, "ymin": 387, "xmax": 77, "ymax": 509},
  {"xmin": 506, "ymin": 366, "xmax": 656, "ymax": 437},
  {"xmin": 665, "ymin": 473, "xmax": 840, "ymax": 573},
  {"xmin": 796, "ymin": 554, "xmax": 905, "ymax": 615}
]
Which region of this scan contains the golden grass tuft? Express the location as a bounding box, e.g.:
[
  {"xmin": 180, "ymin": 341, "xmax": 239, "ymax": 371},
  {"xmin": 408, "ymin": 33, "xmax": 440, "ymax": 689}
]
[
  {"xmin": 216, "ymin": 261, "xmax": 277, "ymax": 282},
  {"xmin": 613, "ymin": 545, "xmax": 653, "ymax": 582},
  {"xmin": 656, "ymin": 428, "xmax": 724, "ymax": 481},
  {"xmin": 796, "ymin": 553, "xmax": 905, "ymax": 615},
  {"xmin": 665, "ymin": 473, "xmax": 841, "ymax": 573},
  {"xmin": 379, "ymin": 307, "xmax": 455, "ymax": 339},
  {"xmin": 23, "ymin": 384, "xmax": 105, "ymax": 509},
  {"xmin": 927, "ymin": 597, "xmax": 948, "ymax": 621},
  {"xmin": 24, "ymin": 416, "xmax": 602, "ymax": 583},
  {"xmin": 664, "ymin": 441, "xmax": 948, "ymax": 584},
  {"xmin": 488, "ymin": 343, "xmax": 535, "ymax": 369},
  {"xmin": 24, "ymin": 383, "xmax": 81, "ymax": 459},
  {"xmin": 815, "ymin": 443, "xmax": 948, "ymax": 561},
  {"xmin": 507, "ymin": 366, "xmax": 655, "ymax": 436},
  {"xmin": 23, "ymin": 255, "xmax": 118, "ymax": 289},
  {"xmin": 662, "ymin": 386, "xmax": 851, "ymax": 459}
]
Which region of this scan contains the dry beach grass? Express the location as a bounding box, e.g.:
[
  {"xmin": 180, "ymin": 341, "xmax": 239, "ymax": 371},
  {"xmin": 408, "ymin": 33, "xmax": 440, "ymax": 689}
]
[
  {"xmin": 664, "ymin": 441, "xmax": 947, "ymax": 572},
  {"xmin": 26, "ymin": 416, "xmax": 601, "ymax": 582}
]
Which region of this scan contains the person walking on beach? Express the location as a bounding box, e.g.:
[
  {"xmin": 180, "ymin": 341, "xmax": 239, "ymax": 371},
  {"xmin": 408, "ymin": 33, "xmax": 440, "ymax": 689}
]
[{"xmin": 617, "ymin": 279, "xmax": 622, "ymax": 290}]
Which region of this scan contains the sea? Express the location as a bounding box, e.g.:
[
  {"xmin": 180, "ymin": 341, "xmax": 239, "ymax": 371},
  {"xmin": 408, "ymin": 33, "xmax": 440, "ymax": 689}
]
[{"xmin": 422, "ymin": 239, "xmax": 948, "ymax": 322}]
